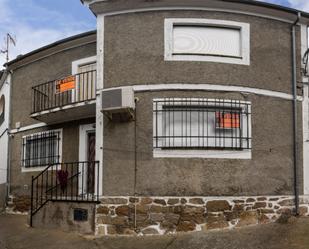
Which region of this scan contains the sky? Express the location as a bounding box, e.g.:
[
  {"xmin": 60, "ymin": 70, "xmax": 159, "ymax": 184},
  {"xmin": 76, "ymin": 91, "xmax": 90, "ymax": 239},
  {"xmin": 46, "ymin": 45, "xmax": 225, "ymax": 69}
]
[{"xmin": 0, "ymin": 0, "xmax": 309, "ymax": 68}]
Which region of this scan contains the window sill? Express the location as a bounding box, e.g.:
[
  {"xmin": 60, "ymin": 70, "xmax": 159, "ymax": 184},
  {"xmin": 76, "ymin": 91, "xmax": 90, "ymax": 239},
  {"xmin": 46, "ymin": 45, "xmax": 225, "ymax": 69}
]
[
  {"xmin": 21, "ymin": 166, "xmax": 49, "ymax": 173},
  {"xmin": 153, "ymin": 149, "xmax": 251, "ymax": 159}
]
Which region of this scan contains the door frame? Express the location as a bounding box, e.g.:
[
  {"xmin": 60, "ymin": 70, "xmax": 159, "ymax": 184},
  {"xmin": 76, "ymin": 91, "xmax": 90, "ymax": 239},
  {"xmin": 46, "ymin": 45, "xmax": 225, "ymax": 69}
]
[{"xmin": 79, "ymin": 123, "xmax": 96, "ymax": 195}]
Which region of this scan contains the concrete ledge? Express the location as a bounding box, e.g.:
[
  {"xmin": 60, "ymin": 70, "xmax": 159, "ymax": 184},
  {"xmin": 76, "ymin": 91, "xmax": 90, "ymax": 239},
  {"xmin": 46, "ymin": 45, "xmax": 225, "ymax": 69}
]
[{"xmin": 32, "ymin": 201, "xmax": 96, "ymax": 235}]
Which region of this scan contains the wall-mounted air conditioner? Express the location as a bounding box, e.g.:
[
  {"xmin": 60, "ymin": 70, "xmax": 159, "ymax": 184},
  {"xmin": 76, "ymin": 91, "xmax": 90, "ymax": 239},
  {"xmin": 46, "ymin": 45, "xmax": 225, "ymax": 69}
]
[{"xmin": 101, "ymin": 86, "xmax": 135, "ymax": 121}]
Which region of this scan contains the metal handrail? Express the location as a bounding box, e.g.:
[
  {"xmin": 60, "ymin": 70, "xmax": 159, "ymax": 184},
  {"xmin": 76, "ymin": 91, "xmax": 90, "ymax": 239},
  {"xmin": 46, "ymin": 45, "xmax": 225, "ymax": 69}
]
[{"xmin": 30, "ymin": 161, "xmax": 100, "ymax": 227}]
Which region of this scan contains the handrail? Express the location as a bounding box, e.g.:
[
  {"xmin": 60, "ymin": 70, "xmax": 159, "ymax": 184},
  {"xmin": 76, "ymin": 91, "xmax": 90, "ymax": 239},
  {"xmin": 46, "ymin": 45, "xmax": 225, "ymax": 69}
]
[{"xmin": 30, "ymin": 161, "xmax": 100, "ymax": 227}]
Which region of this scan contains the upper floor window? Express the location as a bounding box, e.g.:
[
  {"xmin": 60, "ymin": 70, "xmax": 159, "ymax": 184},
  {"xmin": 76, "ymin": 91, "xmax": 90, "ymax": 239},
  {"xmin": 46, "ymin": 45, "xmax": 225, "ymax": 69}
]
[
  {"xmin": 153, "ymin": 98, "xmax": 252, "ymax": 158},
  {"xmin": 164, "ymin": 18, "xmax": 250, "ymax": 65},
  {"xmin": 22, "ymin": 130, "xmax": 62, "ymax": 169}
]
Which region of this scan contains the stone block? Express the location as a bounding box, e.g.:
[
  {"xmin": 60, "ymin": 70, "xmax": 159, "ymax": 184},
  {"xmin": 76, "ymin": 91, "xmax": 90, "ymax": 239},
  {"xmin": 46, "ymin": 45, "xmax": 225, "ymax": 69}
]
[
  {"xmin": 236, "ymin": 211, "xmax": 258, "ymax": 227},
  {"xmin": 97, "ymin": 206, "xmax": 109, "ymax": 215},
  {"xmin": 252, "ymin": 202, "xmax": 267, "ymax": 209},
  {"xmin": 141, "ymin": 197, "xmax": 153, "ymax": 205},
  {"xmin": 278, "ymin": 199, "xmax": 294, "ymax": 207},
  {"xmin": 115, "ymin": 205, "xmax": 130, "ymax": 216},
  {"xmin": 153, "ymin": 199, "xmax": 166, "ymax": 206},
  {"xmin": 176, "ymin": 221, "xmax": 196, "ymax": 232},
  {"xmin": 167, "ymin": 198, "xmax": 179, "ymax": 205},
  {"xmin": 189, "ymin": 198, "xmax": 204, "ymax": 205},
  {"xmin": 246, "ymin": 198, "xmax": 255, "ymax": 203},
  {"xmin": 206, "ymin": 200, "xmax": 231, "ymax": 212},
  {"xmin": 205, "ymin": 213, "xmax": 228, "ymax": 230},
  {"xmin": 149, "ymin": 213, "xmax": 165, "ymax": 222},
  {"xmin": 257, "ymin": 197, "xmax": 267, "ymax": 201}
]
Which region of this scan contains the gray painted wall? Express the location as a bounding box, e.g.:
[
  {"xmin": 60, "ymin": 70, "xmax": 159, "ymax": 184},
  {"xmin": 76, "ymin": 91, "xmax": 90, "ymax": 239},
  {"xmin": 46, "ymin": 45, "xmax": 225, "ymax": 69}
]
[
  {"xmin": 102, "ymin": 10, "xmax": 303, "ymax": 196},
  {"xmin": 104, "ymin": 11, "xmax": 301, "ymax": 94},
  {"xmin": 8, "ymin": 37, "xmax": 96, "ymax": 198}
]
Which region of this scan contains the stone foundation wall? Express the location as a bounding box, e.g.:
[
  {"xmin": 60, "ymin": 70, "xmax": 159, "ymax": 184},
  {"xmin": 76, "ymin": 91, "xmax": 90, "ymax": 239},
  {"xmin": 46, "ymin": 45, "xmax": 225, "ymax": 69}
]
[
  {"xmin": 96, "ymin": 196, "xmax": 309, "ymax": 236},
  {"xmin": 6, "ymin": 195, "xmax": 31, "ymax": 213}
]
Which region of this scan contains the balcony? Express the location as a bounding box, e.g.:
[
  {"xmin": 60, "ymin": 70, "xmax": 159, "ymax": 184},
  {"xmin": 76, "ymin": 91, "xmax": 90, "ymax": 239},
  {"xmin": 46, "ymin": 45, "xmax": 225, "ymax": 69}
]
[{"xmin": 31, "ymin": 70, "xmax": 96, "ymax": 124}]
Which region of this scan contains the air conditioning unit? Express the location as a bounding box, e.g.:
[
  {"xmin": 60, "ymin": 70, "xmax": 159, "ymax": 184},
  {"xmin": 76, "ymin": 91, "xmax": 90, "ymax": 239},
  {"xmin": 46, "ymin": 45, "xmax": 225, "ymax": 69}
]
[{"xmin": 101, "ymin": 87, "xmax": 135, "ymax": 122}]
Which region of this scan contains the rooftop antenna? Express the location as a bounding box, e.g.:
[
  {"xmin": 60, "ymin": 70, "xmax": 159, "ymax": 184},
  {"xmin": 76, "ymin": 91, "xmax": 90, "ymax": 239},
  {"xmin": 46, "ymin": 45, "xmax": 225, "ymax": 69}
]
[{"xmin": 0, "ymin": 33, "xmax": 16, "ymax": 63}]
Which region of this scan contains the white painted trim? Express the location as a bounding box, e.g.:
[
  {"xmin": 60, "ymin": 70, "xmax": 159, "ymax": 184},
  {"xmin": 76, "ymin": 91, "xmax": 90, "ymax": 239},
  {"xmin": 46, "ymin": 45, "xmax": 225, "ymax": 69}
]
[
  {"xmin": 10, "ymin": 122, "xmax": 47, "ymax": 134},
  {"xmin": 30, "ymin": 100, "xmax": 96, "ymax": 117},
  {"xmin": 21, "ymin": 129, "xmax": 63, "ymax": 173},
  {"xmin": 96, "ymin": 14, "xmax": 105, "ymax": 197},
  {"xmin": 301, "ymin": 24, "xmax": 309, "ymax": 194},
  {"xmin": 102, "ymin": 6, "xmax": 300, "ymax": 24},
  {"xmin": 79, "ymin": 124, "xmax": 96, "ymax": 162},
  {"xmin": 153, "ymin": 149, "xmax": 251, "ymax": 159},
  {"xmin": 79, "ymin": 123, "xmax": 96, "ymax": 194},
  {"xmin": 72, "ymin": 56, "xmax": 97, "ymax": 75},
  {"xmin": 122, "ymin": 83, "xmax": 301, "ymax": 101},
  {"xmin": 164, "ymin": 18, "xmax": 250, "ymax": 65}
]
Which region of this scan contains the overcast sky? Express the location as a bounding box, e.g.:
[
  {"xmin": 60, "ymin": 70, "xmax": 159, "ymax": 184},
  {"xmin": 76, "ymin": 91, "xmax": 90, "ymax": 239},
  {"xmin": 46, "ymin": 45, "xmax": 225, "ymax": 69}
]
[{"xmin": 0, "ymin": 0, "xmax": 309, "ymax": 68}]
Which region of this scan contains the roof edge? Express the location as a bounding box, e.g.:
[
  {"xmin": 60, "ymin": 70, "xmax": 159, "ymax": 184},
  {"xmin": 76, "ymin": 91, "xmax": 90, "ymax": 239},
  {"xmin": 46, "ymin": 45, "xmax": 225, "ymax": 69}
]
[{"xmin": 5, "ymin": 30, "xmax": 96, "ymax": 67}]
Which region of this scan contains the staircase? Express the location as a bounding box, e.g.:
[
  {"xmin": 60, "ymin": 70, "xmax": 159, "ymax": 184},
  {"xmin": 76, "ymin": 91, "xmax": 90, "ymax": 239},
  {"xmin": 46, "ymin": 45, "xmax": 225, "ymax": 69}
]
[{"xmin": 30, "ymin": 161, "xmax": 100, "ymax": 226}]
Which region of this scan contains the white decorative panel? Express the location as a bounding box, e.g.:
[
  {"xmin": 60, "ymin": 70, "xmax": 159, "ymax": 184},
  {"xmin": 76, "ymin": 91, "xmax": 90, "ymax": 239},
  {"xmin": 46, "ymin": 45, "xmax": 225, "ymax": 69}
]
[
  {"xmin": 164, "ymin": 18, "xmax": 250, "ymax": 65},
  {"xmin": 173, "ymin": 26, "xmax": 241, "ymax": 57}
]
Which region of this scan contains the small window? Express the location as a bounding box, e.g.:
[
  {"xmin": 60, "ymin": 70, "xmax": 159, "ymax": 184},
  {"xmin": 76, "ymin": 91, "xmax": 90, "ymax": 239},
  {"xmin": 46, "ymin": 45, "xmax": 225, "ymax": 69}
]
[
  {"xmin": 22, "ymin": 130, "xmax": 62, "ymax": 168},
  {"xmin": 165, "ymin": 19, "xmax": 250, "ymax": 65},
  {"xmin": 153, "ymin": 98, "xmax": 251, "ymax": 157}
]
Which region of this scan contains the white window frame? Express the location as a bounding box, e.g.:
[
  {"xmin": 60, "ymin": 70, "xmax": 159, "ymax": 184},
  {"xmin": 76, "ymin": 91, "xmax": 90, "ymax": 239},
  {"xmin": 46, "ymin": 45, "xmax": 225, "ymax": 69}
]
[
  {"xmin": 153, "ymin": 98, "xmax": 252, "ymax": 159},
  {"xmin": 164, "ymin": 18, "xmax": 250, "ymax": 65},
  {"xmin": 21, "ymin": 129, "xmax": 63, "ymax": 172}
]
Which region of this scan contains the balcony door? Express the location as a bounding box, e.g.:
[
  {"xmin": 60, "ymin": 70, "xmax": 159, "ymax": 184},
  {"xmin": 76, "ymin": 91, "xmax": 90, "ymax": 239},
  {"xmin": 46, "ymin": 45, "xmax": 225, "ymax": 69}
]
[{"xmin": 76, "ymin": 62, "xmax": 96, "ymax": 102}]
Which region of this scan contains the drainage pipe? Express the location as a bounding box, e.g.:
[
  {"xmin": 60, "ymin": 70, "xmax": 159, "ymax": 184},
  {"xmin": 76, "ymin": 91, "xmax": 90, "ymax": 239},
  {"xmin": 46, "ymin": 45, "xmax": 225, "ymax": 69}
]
[{"xmin": 291, "ymin": 12, "xmax": 301, "ymax": 215}]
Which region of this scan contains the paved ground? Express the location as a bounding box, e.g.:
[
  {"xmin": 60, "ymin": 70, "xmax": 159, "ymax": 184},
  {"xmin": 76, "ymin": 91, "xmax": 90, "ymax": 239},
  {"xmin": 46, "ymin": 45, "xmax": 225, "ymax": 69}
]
[{"xmin": 1, "ymin": 213, "xmax": 309, "ymax": 249}]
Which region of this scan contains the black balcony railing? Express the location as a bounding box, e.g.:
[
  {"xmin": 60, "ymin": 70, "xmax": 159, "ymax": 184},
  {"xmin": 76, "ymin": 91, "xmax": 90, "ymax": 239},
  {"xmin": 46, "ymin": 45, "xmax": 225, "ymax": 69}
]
[
  {"xmin": 30, "ymin": 161, "xmax": 100, "ymax": 227},
  {"xmin": 31, "ymin": 70, "xmax": 96, "ymax": 113}
]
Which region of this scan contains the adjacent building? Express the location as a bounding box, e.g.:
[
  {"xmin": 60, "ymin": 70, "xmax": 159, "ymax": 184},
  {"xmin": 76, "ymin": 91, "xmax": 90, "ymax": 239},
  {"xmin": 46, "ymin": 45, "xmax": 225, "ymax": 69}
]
[{"xmin": 1, "ymin": 0, "xmax": 309, "ymax": 235}]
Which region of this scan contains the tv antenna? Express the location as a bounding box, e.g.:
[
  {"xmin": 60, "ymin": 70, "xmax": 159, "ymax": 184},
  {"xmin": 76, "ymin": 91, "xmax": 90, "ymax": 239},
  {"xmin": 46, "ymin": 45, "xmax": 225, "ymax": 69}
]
[{"xmin": 0, "ymin": 33, "xmax": 16, "ymax": 63}]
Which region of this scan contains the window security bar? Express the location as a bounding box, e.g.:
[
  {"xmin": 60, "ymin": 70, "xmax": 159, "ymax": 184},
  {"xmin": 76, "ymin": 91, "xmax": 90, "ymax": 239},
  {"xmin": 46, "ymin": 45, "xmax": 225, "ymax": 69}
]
[
  {"xmin": 22, "ymin": 130, "xmax": 61, "ymax": 168},
  {"xmin": 153, "ymin": 98, "xmax": 251, "ymax": 150}
]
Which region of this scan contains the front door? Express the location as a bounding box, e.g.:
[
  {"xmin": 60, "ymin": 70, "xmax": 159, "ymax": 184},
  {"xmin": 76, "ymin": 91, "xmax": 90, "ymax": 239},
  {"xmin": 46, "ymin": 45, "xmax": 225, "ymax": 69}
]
[{"xmin": 87, "ymin": 132, "xmax": 96, "ymax": 194}]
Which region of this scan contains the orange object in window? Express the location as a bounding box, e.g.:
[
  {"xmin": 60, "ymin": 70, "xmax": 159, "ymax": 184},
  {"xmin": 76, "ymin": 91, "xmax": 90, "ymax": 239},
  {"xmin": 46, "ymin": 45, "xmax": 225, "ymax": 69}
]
[
  {"xmin": 55, "ymin": 76, "xmax": 75, "ymax": 93},
  {"xmin": 216, "ymin": 112, "xmax": 240, "ymax": 128}
]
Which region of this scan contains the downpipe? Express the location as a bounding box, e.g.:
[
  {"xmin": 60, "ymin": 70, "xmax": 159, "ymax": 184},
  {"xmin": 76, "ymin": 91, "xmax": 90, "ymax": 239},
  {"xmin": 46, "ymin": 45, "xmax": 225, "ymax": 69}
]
[{"xmin": 291, "ymin": 12, "xmax": 301, "ymax": 215}]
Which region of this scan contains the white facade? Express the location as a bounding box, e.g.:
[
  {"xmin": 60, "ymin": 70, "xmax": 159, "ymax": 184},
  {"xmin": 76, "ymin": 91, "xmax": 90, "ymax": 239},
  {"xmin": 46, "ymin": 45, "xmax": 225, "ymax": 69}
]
[{"xmin": 0, "ymin": 72, "xmax": 10, "ymax": 187}]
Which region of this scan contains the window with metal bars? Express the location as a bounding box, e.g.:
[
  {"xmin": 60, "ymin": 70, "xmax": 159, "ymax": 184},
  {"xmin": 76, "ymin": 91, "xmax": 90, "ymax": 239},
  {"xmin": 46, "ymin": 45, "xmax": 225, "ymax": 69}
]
[
  {"xmin": 153, "ymin": 98, "xmax": 251, "ymax": 150},
  {"xmin": 22, "ymin": 130, "xmax": 61, "ymax": 168}
]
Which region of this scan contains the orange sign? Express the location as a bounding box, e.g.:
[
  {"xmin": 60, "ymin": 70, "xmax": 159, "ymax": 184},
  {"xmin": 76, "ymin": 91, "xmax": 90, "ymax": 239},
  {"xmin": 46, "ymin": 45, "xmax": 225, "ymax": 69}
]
[
  {"xmin": 55, "ymin": 76, "xmax": 75, "ymax": 94},
  {"xmin": 216, "ymin": 112, "xmax": 240, "ymax": 129}
]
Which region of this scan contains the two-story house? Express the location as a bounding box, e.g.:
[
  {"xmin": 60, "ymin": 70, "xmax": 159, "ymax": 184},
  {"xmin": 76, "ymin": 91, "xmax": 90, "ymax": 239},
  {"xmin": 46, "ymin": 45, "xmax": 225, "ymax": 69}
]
[{"xmin": 2, "ymin": 0, "xmax": 309, "ymax": 235}]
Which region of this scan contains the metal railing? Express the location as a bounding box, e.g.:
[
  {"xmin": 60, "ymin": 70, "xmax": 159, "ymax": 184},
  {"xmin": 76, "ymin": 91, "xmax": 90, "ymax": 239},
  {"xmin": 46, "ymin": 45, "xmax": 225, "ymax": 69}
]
[
  {"xmin": 31, "ymin": 70, "xmax": 96, "ymax": 113},
  {"xmin": 153, "ymin": 98, "xmax": 252, "ymax": 150},
  {"xmin": 30, "ymin": 161, "xmax": 100, "ymax": 227}
]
